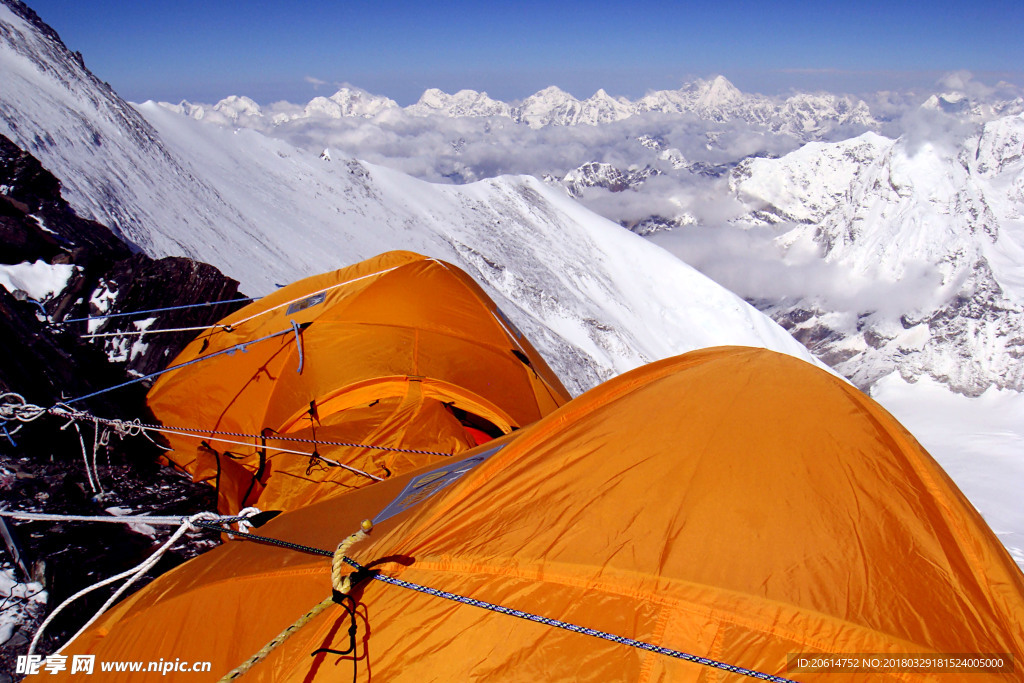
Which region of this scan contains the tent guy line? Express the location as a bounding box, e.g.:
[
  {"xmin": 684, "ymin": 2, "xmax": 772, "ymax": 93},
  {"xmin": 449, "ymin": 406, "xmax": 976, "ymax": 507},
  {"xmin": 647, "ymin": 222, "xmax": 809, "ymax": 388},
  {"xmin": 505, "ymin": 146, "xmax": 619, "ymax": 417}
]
[
  {"xmin": 59, "ymin": 296, "xmax": 259, "ymax": 324},
  {"xmin": 192, "ymin": 518, "xmax": 799, "ymax": 683},
  {"xmin": 28, "ymin": 510, "xmax": 263, "ymax": 661},
  {"xmin": 62, "ymin": 327, "xmax": 296, "ymax": 406}
]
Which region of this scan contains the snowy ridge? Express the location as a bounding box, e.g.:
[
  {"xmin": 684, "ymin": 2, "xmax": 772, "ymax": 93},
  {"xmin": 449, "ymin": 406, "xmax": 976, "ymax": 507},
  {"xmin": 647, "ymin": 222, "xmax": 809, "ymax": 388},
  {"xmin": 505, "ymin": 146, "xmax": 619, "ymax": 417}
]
[
  {"xmin": 554, "ymin": 161, "xmax": 660, "ymax": 198},
  {"xmin": 922, "ymin": 92, "xmax": 1024, "ymax": 122},
  {"xmin": 406, "ymin": 88, "xmax": 511, "ymax": 118},
  {"xmin": 0, "ymin": 2, "xmax": 250, "ymax": 259},
  {"xmin": 165, "ymin": 87, "xmax": 402, "ymax": 127},
  {"xmin": 514, "ymin": 86, "xmax": 633, "ymax": 127},
  {"xmin": 288, "ymin": 86, "xmax": 399, "ymax": 122}
]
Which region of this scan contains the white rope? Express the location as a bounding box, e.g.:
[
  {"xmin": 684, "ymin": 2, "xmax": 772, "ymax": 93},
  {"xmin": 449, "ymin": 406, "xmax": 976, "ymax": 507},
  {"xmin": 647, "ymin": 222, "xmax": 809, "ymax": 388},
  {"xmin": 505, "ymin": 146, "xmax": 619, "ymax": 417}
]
[
  {"xmin": 231, "ymin": 506, "xmax": 262, "ymax": 538},
  {"xmin": 91, "ymin": 419, "xmax": 105, "ymax": 497},
  {"xmin": 224, "ymin": 264, "xmax": 402, "ymax": 330},
  {"xmin": 70, "ymin": 422, "xmax": 98, "ymax": 495},
  {"xmin": 140, "ymin": 429, "xmax": 172, "ymax": 451},
  {"xmin": 234, "ymin": 507, "xmax": 261, "ymax": 535},
  {"xmin": 0, "ymin": 510, "xmax": 211, "ymax": 526},
  {"xmin": 28, "ymin": 512, "xmax": 216, "ymax": 657},
  {"xmin": 0, "ymin": 393, "xmax": 47, "ymax": 424},
  {"xmin": 80, "ymin": 325, "xmax": 228, "ymax": 339},
  {"xmin": 26, "ymin": 508, "xmax": 261, "ymax": 657}
]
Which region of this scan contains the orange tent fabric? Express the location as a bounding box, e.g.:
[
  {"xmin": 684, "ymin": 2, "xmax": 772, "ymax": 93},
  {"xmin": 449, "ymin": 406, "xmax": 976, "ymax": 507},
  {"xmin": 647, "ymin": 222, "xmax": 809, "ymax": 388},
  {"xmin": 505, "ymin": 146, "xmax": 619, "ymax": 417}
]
[
  {"xmin": 67, "ymin": 347, "xmax": 1024, "ymax": 681},
  {"xmin": 146, "ymin": 251, "xmax": 569, "ymax": 513}
]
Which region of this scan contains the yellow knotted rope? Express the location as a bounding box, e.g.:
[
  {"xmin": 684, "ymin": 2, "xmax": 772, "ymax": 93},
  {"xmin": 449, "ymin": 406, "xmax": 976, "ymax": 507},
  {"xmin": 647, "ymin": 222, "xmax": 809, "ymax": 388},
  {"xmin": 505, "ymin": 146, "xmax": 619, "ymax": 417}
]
[{"xmin": 218, "ymin": 519, "xmax": 373, "ymax": 681}]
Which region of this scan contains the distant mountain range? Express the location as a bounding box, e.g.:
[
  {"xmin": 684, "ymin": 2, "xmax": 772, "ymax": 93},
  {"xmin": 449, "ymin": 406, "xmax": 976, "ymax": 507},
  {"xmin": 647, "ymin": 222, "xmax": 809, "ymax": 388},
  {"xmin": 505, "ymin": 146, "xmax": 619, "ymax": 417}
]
[
  {"xmin": 166, "ymin": 76, "xmax": 883, "ymax": 141},
  {"xmin": 165, "ymin": 74, "xmax": 1024, "ymax": 145}
]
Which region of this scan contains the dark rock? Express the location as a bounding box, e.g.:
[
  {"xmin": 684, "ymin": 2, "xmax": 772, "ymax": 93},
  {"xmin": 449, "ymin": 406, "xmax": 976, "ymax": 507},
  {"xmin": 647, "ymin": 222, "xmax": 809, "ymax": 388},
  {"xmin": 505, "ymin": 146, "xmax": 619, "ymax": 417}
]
[
  {"xmin": 0, "ymin": 133, "xmax": 240, "ymax": 655},
  {"xmin": 0, "ymin": 133, "xmax": 132, "ymax": 264},
  {"xmin": 63, "ymin": 253, "xmax": 245, "ymax": 378},
  {"xmin": 0, "ymin": 132, "xmax": 246, "ymax": 412}
]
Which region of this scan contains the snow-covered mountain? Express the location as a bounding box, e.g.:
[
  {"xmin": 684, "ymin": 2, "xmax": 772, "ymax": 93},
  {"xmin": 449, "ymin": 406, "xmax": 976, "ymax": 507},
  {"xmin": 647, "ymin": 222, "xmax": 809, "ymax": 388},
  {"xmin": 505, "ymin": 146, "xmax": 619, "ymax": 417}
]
[
  {"xmin": 168, "ymin": 75, "xmax": 880, "ymax": 141},
  {"xmin": 514, "ymin": 86, "xmax": 634, "ymax": 127},
  {"xmin": 0, "ymin": 0, "xmax": 258, "ymax": 259},
  {"xmin": 166, "ymin": 87, "xmax": 402, "ymax": 128},
  {"xmin": 552, "ymin": 161, "xmax": 660, "ymax": 198},
  {"xmin": 281, "ymin": 86, "xmax": 400, "ymax": 122},
  {"xmin": 922, "ymin": 92, "xmax": 1024, "ymax": 122},
  {"xmin": 406, "ymin": 88, "xmax": 511, "ymax": 118},
  {"xmin": 730, "ymin": 119, "xmax": 1024, "ymax": 396},
  {"xmin": 0, "ymin": 0, "xmax": 818, "ymax": 399}
]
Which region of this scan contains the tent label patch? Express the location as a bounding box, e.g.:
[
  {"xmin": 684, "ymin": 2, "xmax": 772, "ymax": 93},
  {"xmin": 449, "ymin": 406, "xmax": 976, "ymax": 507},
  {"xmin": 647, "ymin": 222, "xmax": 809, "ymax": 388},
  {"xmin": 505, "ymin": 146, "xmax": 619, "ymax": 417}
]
[
  {"xmin": 286, "ymin": 292, "xmax": 326, "ymax": 315},
  {"xmin": 374, "ymin": 444, "xmax": 505, "ymax": 523}
]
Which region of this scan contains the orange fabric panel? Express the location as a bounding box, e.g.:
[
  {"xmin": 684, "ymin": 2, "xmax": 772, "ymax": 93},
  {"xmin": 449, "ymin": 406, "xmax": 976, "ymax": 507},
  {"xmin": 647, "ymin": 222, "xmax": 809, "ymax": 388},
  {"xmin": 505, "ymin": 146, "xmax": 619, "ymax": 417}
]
[
  {"xmin": 147, "ymin": 252, "xmax": 570, "ymax": 514},
  {"xmin": 68, "ymin": 347, "xmax": 1024, "ymax": 681}
]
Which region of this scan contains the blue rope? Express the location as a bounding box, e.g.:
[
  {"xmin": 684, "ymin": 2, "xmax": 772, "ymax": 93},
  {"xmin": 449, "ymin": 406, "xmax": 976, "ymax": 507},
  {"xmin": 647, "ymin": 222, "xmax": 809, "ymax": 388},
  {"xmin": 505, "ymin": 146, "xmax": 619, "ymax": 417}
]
[
  {"xmin": 62, "ymin": 327, "xmax": 294, "ymax": 406},
  {"xmin": 291, "ymin": 320, "xmax": 304, "ymax": 374},
  {"xmin": 195, "ymin": 525, "xmax": 795, "ymax": 682},
  {"xmin": 343, "ymin": 558, "xmax": 797, "ymax": 682},
  {"xmin": 60, "ymin": 297, "xmax": 257, "ymax": 324},
  {"xmin": 26, "ymin": 299, "xmax": 48, "ymax": 317}
]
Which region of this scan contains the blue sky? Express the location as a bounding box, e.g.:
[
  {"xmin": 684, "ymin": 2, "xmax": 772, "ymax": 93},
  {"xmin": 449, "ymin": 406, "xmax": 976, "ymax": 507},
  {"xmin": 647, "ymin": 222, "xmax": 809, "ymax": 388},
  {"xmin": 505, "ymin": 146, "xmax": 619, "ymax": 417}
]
[{"xmin": 24, "ymin": 0, "xmax": 1024, "ymax": 105}]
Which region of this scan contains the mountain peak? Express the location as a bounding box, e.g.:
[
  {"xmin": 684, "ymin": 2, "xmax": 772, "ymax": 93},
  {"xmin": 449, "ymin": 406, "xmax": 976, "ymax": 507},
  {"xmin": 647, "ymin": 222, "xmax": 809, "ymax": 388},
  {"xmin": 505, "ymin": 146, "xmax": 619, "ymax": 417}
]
[
  {"xmin": 692, "ymin": 75, "xmax": 743, "ymax": 105},
  {"xmin": 531, "ymin": 85, "xmax": 575, "ymax": 100},
  {"xmin": 213, "ymin": 95, "xmax": 262, "ymax": 120},
  {"xmin": 408, "ymin": 88, "xmax": 509, "ymax": 118},
  {"xmin": 416, "ymin": 87, "xmax": 449, "ymax": 104}
]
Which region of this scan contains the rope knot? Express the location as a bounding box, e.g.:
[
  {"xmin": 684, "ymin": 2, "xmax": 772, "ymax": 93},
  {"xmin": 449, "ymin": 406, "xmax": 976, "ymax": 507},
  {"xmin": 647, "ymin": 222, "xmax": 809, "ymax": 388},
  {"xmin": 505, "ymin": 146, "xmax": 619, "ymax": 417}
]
[
  {"xmin": 234, "ymin": 506, "xmax": 263, "ymax": 535},
  {"xmin": 183, "ymin": 511, "xmax": 221, "ymax": 532},
  {"xmin": 111, "ymin": 418, "xmax": 143, "ymax": 438},
  {"xmin": 331, "ymin": 520, "xmax": 373, "ymax": 598},
  {"xmin": 0, "ymin": 393, "xmax": 47, "ymax": 424}
]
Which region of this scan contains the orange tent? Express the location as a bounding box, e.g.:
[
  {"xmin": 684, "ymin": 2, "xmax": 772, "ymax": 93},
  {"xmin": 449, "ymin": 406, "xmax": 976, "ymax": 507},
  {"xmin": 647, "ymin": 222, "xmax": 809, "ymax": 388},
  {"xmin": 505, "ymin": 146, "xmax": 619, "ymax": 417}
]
[
  {"xmin": 65, "ymin": 347, "xmax": 1024, "ymax": 681},
  {"xmin": 146, "ymin": 251, "xmax": 569, "ymax": 513}
]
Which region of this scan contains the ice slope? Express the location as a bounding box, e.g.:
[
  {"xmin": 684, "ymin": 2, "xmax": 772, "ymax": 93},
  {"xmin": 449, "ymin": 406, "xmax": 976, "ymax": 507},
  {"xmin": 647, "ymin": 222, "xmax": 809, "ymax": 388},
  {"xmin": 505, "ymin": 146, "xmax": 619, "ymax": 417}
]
[
  {"xmin": 873, "ymin": 374, "xmax": 1024, "ymax": 569},
  {"xmin": 0, "ymin": 2, "xmax": 251, "ymax": 258}
]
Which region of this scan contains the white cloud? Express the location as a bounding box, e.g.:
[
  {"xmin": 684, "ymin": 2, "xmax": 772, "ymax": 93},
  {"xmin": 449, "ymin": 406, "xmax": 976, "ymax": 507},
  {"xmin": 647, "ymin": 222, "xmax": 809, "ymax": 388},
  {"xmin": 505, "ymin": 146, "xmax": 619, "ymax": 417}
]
[{"xmin": 650, "ymin": 221, "xmax": 947, "ymax": 318}]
